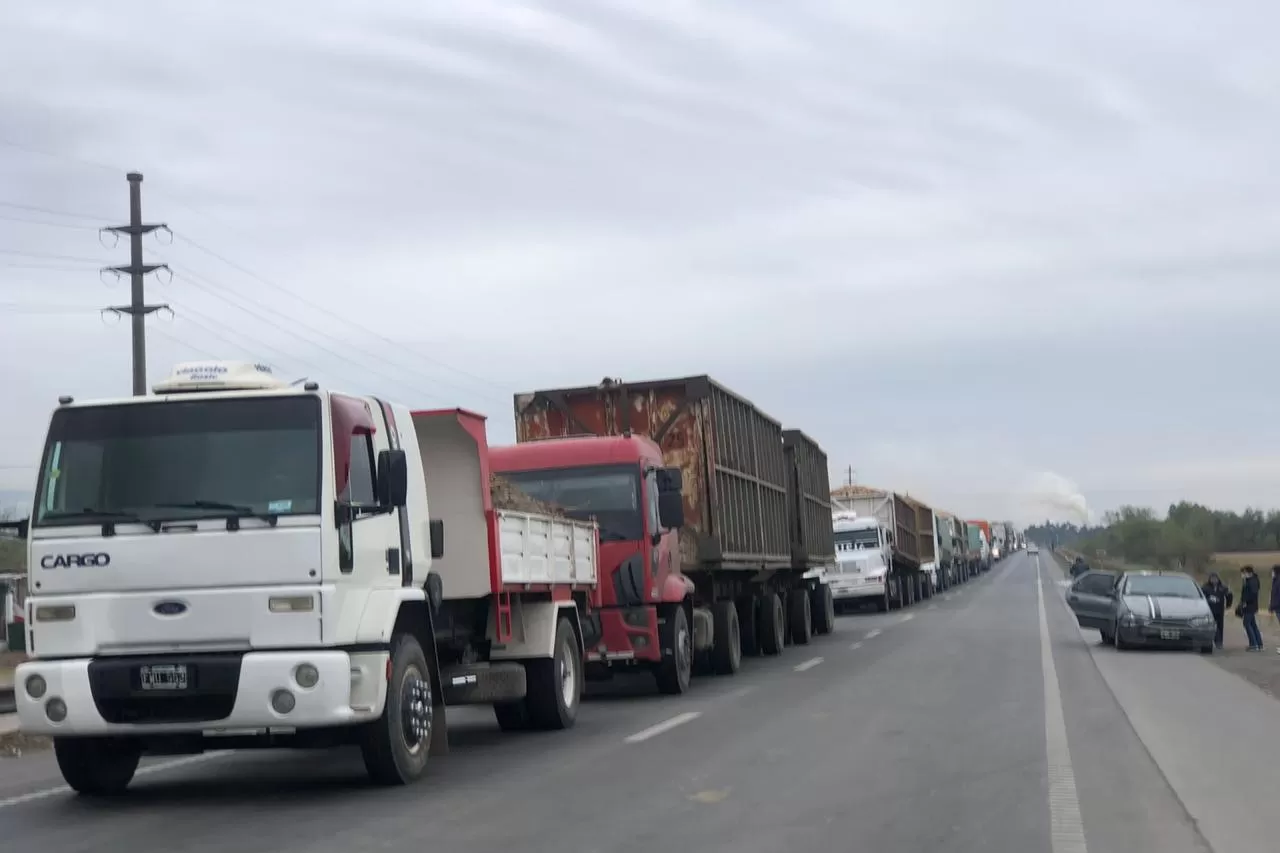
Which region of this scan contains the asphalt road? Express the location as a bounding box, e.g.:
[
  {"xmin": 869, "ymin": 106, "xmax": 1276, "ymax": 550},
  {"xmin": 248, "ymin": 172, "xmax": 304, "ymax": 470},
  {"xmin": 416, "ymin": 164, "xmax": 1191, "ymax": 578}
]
[{"xmin": 0, "ymin": 552, "xmax": 1264, "ymax": 853}]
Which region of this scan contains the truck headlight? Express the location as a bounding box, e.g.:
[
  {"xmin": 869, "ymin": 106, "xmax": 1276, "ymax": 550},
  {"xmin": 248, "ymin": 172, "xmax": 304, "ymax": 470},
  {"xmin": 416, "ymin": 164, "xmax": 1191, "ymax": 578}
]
[{"xmin": 35, "ymin": 604, "xmax": 76, "ymax": 622}]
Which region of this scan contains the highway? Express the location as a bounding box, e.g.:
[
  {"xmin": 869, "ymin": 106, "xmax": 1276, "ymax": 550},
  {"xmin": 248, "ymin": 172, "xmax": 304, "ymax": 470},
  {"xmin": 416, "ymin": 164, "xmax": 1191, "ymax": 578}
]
[{"xmin": 1, "ymin": 552, "xmax": 1273, "ymax": 853}]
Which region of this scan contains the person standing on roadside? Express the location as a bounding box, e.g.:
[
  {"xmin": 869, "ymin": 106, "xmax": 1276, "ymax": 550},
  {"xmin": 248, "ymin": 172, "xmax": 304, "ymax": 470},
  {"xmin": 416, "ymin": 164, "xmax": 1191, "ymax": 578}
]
[
  {"xmin": 1201, "ymin": 572, "xmax": 1234, "ymax": 650},
  {"xmin": 1239, "ymin": 565, "xmax": 1263, "ymax": 651},
  {"xmin": 1270, "ymin": 565, "xmax": 1280, "ymax": 653}
]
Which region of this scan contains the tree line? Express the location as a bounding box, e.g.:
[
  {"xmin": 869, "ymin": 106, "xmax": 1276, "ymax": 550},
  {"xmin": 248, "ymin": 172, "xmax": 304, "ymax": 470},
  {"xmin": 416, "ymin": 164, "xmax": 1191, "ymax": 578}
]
[{"xmin": 1025, "ymin": 502, "xmax": 1280, "ymax": 572}]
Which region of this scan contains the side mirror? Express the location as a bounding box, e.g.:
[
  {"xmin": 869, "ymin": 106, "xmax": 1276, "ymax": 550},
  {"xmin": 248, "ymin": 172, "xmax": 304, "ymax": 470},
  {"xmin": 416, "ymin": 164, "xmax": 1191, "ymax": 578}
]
[
  {"xmin": 429, "ymin": 518, "xmax": 445, "ymax": 559},
  {"xmin": 656, "ymin": 466, "xmax": 683, "ymax": 494},
  {"xmin": 657, "ymin": 492, "xmax": 684, "ymax": 529},
  {"xmin": 0, "ymin": 518, "xmax": 29, "ymax": 539},
  {"xmin": 377, "ymin": 449, "xmax": 409, "ymax": 508}
]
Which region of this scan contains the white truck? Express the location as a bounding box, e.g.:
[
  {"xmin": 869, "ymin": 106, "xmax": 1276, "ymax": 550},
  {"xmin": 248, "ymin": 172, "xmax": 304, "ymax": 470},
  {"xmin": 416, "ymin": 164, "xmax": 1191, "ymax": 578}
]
[
  {"xmin": 830, "ymin": 512, "xmax": 897, "ymax": 612},
  {"xmin": 9, "ymin": 361, "xmax": 599, "ymax": 794}
]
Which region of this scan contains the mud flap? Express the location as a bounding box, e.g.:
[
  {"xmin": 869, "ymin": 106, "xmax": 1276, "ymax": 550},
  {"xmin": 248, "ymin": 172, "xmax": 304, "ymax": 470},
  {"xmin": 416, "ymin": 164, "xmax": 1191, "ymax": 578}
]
[{"xmin": 422, "ymin": 605, "xmax": 450, "ymax": 757}]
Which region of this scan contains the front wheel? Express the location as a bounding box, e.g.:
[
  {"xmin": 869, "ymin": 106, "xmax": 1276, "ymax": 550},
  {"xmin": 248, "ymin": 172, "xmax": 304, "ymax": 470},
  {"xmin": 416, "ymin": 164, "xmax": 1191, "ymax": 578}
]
[
  {"xmin": 361, "ymin": 633, "xmax": 434, "ymax": 785},
  {"xmin": 655, "ymin": 604, "xmax": 693, "ymax": 695},
  {"xmin": 55, "ymin": 736, "xmax": 141, "ymax": 796}
]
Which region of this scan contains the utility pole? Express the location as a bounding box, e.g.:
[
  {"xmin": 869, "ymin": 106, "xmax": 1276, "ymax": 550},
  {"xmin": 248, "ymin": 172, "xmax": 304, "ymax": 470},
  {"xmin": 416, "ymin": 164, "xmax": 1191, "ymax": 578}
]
[
  {"xmin": 103, "ymin": 173, "xmax": 169, "ymax": 396},
  {"xmin": 845, "ymin": 465, "xmax": 856, "ymax": 487}
]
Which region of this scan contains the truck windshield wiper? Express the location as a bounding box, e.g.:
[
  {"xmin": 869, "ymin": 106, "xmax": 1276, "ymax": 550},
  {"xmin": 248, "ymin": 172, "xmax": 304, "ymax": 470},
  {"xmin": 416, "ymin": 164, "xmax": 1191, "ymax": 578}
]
[
  {"xmin": 42, "ymin": 508, "xmax": 159, "ymax": 535},
  {"xmin": 152, "ymin": 501, "xmax": 280, "ymax": 529}
]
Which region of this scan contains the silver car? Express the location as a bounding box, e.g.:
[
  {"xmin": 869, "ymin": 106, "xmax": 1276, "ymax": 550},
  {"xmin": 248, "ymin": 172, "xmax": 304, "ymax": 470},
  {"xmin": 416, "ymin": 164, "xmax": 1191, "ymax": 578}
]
[{"xmin": 1067, "ymin": 569, "xmax": 1216, "ymax": 653}]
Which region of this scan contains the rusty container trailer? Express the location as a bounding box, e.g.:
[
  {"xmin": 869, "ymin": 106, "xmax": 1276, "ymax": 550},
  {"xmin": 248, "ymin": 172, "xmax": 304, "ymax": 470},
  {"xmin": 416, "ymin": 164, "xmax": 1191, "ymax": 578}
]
[
  {"xmin": 907, "ymin": 498, "xmax": 936, "ymax": 566},
  {"xmin": 514, "ymin": 375, "xmax": 791, "ymax": 571},
  {"xmin": 782, "ymin": 429, "xmax": 835, "ymax": 568},
  {"xmin": 891, "ymin": 492, "xmax": 922, "ymax": 568}
]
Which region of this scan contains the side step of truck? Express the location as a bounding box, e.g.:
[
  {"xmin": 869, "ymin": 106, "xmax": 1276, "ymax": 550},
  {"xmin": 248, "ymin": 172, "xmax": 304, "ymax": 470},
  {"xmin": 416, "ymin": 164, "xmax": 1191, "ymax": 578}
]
[{"xmin": 441, "ymin": 661, "xmax": 527, "ymax": 706}]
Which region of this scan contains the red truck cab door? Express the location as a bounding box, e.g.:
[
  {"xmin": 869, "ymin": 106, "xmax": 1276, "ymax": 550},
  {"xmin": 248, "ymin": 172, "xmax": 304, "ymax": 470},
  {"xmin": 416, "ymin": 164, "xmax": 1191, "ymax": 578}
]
[{"xmin": 649, "ymin": 466, "xmax": 690, "ymax": 604}]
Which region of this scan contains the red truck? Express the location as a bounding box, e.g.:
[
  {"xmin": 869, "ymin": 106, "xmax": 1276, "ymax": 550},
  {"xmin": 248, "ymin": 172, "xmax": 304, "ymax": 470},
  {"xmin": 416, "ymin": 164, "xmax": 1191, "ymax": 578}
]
[{"xmin": 489, "ymin": 375, "xmax": 837, "ymax": 695}]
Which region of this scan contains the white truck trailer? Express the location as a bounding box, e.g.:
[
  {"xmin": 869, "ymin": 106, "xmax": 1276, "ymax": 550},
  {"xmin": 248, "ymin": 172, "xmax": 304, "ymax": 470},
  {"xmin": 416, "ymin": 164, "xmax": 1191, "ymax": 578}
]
[{"xmin": 8, "ymin": 361, "xmax": 598, "ymax": 794}]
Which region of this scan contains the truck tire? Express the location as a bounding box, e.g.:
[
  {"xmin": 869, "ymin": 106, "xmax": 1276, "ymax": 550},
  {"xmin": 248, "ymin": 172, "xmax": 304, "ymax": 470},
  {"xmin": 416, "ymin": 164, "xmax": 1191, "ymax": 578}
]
[
  {"xmin": 655, "ymin": 604, "xmax": 693, "ymax": 695},
  {"xmin": 361, "ymin": 632, "xmax": 434, "ymax": 785},
  {"xmin": 710, "ymin": 600, "xmax": 742, "ymax": 675},
  {"xmin": 54, "ymin": 736, "xmax": 140, "ymax": 796},
  {"xmin": 736, "ymin": 596, "xmax": 760, "ymax": 656},
  {"xmin": 789, "ymin": 589, "xmax": 812, "ymax": 645},
  {"xmin": 810, "ymin": 584, "xmax": 835, "ymax": 635},
  {"xmin": 525, "ymin": 617, "xmax": 582, "ymax": 730},
  {"xmin": 759, "ymin": 592, "xmax": 786, "ymax": 656}
]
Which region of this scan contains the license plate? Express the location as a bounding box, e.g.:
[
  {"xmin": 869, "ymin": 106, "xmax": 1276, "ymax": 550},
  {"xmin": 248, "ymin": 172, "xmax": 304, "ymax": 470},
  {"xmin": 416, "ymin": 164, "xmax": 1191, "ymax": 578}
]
[
  {"xmin": 1159, "ymin": 629, "xmax": 1181, "ymax": 640},
  {"xmin": 140, "ymin": 664, "xmax": 189, "ymax": 691}
]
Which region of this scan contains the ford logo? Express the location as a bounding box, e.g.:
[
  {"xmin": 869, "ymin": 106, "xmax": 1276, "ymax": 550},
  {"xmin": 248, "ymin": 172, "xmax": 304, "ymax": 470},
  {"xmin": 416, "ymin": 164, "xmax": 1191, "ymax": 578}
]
[{"xmin": 153, "ymin": 600, "xmax": 188, "ymax": 616}]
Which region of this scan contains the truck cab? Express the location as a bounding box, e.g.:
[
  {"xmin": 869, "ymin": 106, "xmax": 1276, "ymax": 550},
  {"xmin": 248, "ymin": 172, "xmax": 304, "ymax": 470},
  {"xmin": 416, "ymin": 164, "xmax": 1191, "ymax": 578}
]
[
  {"xmin": 489, "ymin": 435, "xmax": 688, "ymax": 690},
  {"xmin": 830, "ymin": 512, "xmax": 895, "ymax": 612},
  {"xmin": 12, "ymin": 361, "xmax": 595, "ymax": 795}
]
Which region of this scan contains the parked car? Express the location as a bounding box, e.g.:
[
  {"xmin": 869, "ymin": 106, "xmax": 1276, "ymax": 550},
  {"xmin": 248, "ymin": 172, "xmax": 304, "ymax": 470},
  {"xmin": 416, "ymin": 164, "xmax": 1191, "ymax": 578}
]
[{"xmin": 1066, "ymin": 569, "xmax": 1216, "ymax": 653}]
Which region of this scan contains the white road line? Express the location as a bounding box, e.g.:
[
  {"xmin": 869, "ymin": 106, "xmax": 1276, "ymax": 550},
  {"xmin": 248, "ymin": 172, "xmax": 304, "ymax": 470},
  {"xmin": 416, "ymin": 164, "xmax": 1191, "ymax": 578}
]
[
  {"xmin": 1036, "ymin": 556, "xmax": 1089, "ymax": 853},
  {"xmin": 864, "ymin": 628, "xmax": 882, "ymax": 639},
  {"xmin": 849, "ymin": 640, "xmax": 864, "ymax": 650},
  {"xmin": 793, "ymin": 656, "xmax": 824, "ymax": 672},
  {"xmin": 943, "ymin": 594, "xmax": 953, "ymax": 601},
  {"xmin": 899, "ymin": 613, "xmax": 915, "ymax": 623},
  {"xmin": 0, "ymin": 752, "xmax": 227, "ymax": 810},
  {"xmin": 624, "ymin": 711, "xmax": 702, "ymax": 744},
  {"xmin": 927, "ymin": 604, "xmax": 938, "ymax": 610}
]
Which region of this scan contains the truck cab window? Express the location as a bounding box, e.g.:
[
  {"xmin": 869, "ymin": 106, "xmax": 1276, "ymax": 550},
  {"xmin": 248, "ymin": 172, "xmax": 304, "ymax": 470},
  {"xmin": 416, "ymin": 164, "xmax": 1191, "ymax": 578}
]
[
  {"xmin": 344, "ymin": 431, "xmax": 377, "ymax": 506},
  {"xmin": 645, "ymin": 468, "xmax": 661, "ymax": 533}
]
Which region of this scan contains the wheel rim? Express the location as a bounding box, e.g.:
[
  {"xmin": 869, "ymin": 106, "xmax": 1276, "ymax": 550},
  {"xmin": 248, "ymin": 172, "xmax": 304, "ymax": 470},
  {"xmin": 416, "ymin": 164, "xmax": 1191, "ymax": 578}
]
[
  {"xmin": 730, "ymin": 611, "xmax": 741, "ymax": 664},
  {"xmin": 558, "ymin": 637, "xmax": 577, "ymax": 708},
  {"xmin": 773, "ymin": 598, "xmax": 785, "ymax": 647},
  {"xmin": 399, "ymin": 664, "xmax": 432, "ymax": 755}
]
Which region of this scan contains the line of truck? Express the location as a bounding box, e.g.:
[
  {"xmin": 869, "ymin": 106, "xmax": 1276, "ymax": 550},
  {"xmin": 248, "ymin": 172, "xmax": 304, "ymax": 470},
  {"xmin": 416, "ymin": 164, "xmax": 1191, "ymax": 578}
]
[{"xmin": 1, "ymin": 362, "xmax": 1022, "ymax": 795}]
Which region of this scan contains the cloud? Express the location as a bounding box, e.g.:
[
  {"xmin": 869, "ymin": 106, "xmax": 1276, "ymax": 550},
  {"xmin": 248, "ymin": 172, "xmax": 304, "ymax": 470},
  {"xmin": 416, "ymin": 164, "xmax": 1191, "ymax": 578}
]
[{"xmin": 2, "ymin": 1, "xmax": 1280, "ymax": 521}]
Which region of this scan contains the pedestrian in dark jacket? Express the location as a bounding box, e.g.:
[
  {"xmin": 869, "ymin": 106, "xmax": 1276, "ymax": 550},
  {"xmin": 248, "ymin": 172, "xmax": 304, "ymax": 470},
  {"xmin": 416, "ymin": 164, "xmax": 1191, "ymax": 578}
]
[
  {"xmin": 1270, "ymin": 565, "xmax": 1280, "ymax": 652},
  {"xmin": 1201, "ymin": 572, "xmax": 1234, "ymax": 649},
  {"xmin": 1239, "ymin": 565, "xmax": 1263, "ymax": 651}
]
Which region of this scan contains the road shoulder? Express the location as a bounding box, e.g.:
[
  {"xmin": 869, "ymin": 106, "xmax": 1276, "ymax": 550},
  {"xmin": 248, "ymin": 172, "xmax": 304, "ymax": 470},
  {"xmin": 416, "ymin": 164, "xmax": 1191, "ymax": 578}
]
[{"xmin": 1047, "ymin": 552, "xmax": 1278, "ymax": 853}]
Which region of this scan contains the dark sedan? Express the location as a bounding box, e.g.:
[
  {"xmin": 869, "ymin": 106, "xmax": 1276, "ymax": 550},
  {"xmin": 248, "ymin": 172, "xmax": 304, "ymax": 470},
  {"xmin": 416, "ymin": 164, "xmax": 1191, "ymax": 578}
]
[{"xmin": 1066, "ymin": 569, "xmax": 1216, "ymax": 653}]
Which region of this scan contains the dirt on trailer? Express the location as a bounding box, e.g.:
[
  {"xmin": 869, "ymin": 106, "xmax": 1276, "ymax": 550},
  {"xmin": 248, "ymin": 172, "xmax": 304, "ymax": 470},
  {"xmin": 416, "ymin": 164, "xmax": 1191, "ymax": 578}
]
[{"xmin": 489, "ymin": 475, "xmax": 565, "ymax": 516}]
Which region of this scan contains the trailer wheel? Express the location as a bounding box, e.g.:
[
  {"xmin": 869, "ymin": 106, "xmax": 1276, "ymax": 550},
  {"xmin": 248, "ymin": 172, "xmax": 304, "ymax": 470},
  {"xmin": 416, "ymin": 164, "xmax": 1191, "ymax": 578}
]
[
  {"xmin": 361, "ymin": 632, "xmax": 433, "ymax": 785},
  {"xmin": 710, "ymin": 600, "xmax": 742, "ymax": 675},
  {"xmin": 54, "ymin": 737, "xmax": 140, "ymax": 796},
  {"xmin": 789, "ymin": 589, "xmax": 813, "ymax": 645},
  {"xmin": 655, "ymin": 604, "xmax": 693, "ymax": 695},
  {"xmin": 759, "ymin": 592, "xmax": 786, "ymax": 656},
  {"xmin": 736, "ymin": 596, "xmax": 760, "ymax": 656},
  {"xmin": 525, "ymin": 617, "xmax": 583, "ymax": 730},
  {"xmin": 811, "ymin": 584, "xmax": 835, "ymax": 635}
]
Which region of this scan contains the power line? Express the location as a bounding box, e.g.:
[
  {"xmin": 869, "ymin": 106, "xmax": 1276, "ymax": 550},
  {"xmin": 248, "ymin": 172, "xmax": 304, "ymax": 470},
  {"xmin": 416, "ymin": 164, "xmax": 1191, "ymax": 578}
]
[
  {"xmin": 0, "ymin": 248, "xmax": 107, "ymax": 264},
  {"xmin": 171, "ymin": 232, "xmax": 511, "ymax": 394},
  {"xmin": 0, "ymin": 213, "xmax": 102, "ymax": 231},
  {"xmin": 0, "ymin": 200, "xmax": 108, "ymax": 221}
]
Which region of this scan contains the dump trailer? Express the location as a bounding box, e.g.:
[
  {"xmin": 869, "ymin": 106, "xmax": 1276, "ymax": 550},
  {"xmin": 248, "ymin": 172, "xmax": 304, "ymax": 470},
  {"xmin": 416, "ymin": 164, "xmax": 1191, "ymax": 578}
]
[
  {"xmin": 830, "ymin": 485, "xmax": 928, "ymax": 607},
  {"xmin": 506, "ymin": 375, "xmax": 835, "ymax": 695},
  {"xmin": 933, "ymin": 511, "xmax": 964, "ymax": 589}
]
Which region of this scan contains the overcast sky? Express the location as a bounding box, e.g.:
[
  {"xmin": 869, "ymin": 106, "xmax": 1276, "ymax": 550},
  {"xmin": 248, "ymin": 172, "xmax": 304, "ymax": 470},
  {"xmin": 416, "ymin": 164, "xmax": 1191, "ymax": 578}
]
[{"xmin": 2, "ymin": 1, "xmax": 1278, "ymax": 524}]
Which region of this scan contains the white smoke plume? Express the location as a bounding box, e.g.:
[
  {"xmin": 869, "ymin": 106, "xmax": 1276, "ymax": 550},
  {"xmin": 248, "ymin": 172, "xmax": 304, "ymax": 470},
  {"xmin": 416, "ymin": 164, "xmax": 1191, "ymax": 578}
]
[{"xmin": 1025, "ymin": 471, "xmax": 1091, "ymax": 525}]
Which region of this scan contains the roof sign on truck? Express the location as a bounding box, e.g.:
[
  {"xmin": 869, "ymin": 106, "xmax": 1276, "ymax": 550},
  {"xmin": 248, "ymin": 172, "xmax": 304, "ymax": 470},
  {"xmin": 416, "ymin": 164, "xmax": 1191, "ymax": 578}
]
[{"xmin": 153, "ymin": 360, "xmax": 289, "ymax": 395}]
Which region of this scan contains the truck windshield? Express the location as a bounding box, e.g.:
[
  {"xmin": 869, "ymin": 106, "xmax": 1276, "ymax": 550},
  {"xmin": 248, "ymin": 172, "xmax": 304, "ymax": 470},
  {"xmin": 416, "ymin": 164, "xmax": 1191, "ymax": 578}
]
[
  {"xmin": 834, "ymin": 529, "xmax": 880, "ymax": 550},
  {"xmin": 968, "ymin": 530, "xmax": 983, "ymax": 548},
  {"xmin": 499, "ymin": 465, "xmax": 641, "ymax": 542},
  {"xmin": 33, "ymin": 396, "xmax": 321, "ymax": 527}
]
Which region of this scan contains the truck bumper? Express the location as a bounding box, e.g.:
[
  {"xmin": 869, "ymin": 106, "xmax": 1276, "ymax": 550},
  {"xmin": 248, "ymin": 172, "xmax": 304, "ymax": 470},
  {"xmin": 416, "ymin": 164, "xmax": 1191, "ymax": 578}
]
[
  {"xmin": 830, "ymin": 578, "xmax": 886, "ymax": 601},
  {"xmin": 584, "ymin": 607, "xmax": 662, "ymax": 665},
  {"xmin": 14, "ymin": 650, "xmax": 385, "ymax": 737}
]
